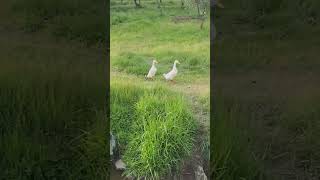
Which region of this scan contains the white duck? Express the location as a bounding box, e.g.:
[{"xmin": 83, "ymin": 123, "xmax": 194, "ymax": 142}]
[
  {"xmin": 163, "ymin": 60, "xmax": 180, "ymax": 82},
  {"xmin": 145, "ymin": 59, "xmax": 158, "ymax": 80}
]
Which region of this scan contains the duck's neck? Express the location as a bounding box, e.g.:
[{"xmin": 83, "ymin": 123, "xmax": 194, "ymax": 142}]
[
  {"xmin": 173, "ymin": 62, "xmax": 177, "ymax": 69},
  {"xmin": 152, "ymin": 62, "xmax": 156, "ymax": 66}
]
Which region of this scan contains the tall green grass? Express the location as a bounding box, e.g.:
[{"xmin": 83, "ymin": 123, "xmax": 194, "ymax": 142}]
[
  {"xmin": 0, "ymin": 0, "xmax": 109, "ymax": 179},
  {"xmin": 111, "ymin": 82, "xmax": 196, "ymax": 179},
  {"xmin": 0, "ymin": 41, "xmax": 108, "ymax": 179},
  {"xmin": 212, "ymin": 93, "xmax": 320, "ymax": 179},
  {"xmin": 212, "ymin": 95, "xmax": 262, "ymax": 180}
]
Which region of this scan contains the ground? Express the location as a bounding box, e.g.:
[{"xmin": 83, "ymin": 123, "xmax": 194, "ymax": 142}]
[{"xmin": 213, "ymin": 0, "xmax": 320, "ymax": 179}]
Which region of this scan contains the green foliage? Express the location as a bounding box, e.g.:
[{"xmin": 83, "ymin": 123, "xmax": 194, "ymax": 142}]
[
  {"xmin": 110, "ymin": 82, "xmax": 144, "ymax": 147},
  {"xmin": 111, "ymin": 12, "xmax": 129, "ymax": 26},
  {"xmin": 10, "ymin": 0, "xmax": 107, "ymax": 44},
  {"xmin": 226, "ymin": 0, "xmax": 320, "ymax": 28},
  {"xmin": 113, "ymin": 53, "xmax": 150, "ymax": 75},
  {"xmin": 212, "ymin": 96, "xmax": 261, "ymax": 180},
  {"xmin": 184, "ymin": 0, "xmax": 210, "ymax": 16},
  {"xmin": 110, "ymin": 1, "xmax": 209, "ymax": 178},
  {"xmin": 51, "ymin": 14, "xmax": 107, "ymax": 44},
  {"xmin": 214, "ymin": 1, "xmax": 320, "ymax": 179},
  {"xmin": 72, "ymin": 113, "xmax": 109, "ymax": 180},
  {"xmin": 214, "ymin": 0, "xmax": 320, "ymax": 73},
  {"xmin": 280, "ymin": 100, "xmax": 320, "ymax": 167},
  {"xmin": 111, "ymin": 2, "xmax": 210, "ymax": 80},
  {"xmin": 0, "ymin": 38, "xmax": 108, "ymax": 179},
  {"xmin": 111, "ymin": 82, "xmax": 196, "ymax": 179}
]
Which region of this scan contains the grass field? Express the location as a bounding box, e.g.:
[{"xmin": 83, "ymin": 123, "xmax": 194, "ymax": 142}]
[
  {"xmin": 0, "ymin": 1, "xmax": 108, "ymax": 179},
  {"xmin": 213, "ymin": 0, "xmax": 320, "ymax": 179},
  {"xmin": 110, "ymin": 0, "xmax": 210, "ymax": 179}
]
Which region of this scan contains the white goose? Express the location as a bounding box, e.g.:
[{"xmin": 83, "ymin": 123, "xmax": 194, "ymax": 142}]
[
  {"xmin": 145, "ymin": 59, "xmax": 158, "ymax": 80},
  {"xmin": 163, "ymin": 60, "xmax": 180, "ymax": 82}
]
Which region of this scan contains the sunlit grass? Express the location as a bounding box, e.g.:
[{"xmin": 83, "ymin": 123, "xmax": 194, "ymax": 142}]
[
  {"xmin": 110, "ymin": 1, "xmax": 210, "ymax": 81},
  {"xmin": 111, "ymin": 81, "xmax": 196, "ymax": 179}
]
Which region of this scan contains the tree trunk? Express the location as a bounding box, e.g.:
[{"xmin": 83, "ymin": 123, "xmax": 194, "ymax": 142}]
[
  {"xmin": 196, "ymin": 0, "xmax": 201, "ymax": 16},
  {"xmin": 134, "ymin": 0, "xmax": 141, "ymax": 7}
]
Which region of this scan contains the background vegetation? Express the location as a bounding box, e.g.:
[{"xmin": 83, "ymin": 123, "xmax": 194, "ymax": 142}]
[
  {"xmin": 111, "ymin": 0, "xmax": 210, "ymax": 178},
  {"xmin": 0, "ymin": 0, "xmax": 108, "ymax": 179},
  {"xmin": 213, "ymin": 0, "xmax": 320, "ymax": 179},
  {"xmin": 2, "ymin": 0, "xmax": 107, "ymax": 45}
]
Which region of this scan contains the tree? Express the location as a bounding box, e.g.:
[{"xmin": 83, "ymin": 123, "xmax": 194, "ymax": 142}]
[{"xmin": 195, "ymin": 0, "xmax": 201, "ymax": 15}]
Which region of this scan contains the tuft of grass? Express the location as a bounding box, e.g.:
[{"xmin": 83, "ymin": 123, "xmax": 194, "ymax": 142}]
[
  {"xmin": 111, "ymin": 82, "xmax": 196, "ymax": 179},
  {"xmin": 110, "ymin": 82, "xmax": 145, "ymax": 148}
]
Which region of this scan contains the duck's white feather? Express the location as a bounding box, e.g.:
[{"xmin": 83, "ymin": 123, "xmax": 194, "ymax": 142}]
[
  {"xmin": 147, "ymin": 64, "xmax": 157, "ymax": 78},
  {"xmin": 146, "ymin": 60, "xmax": 157, "ymax": 78},
  {"xmin": 163, "ymin": 62, "xmax": 178, "ymax": 80}
]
